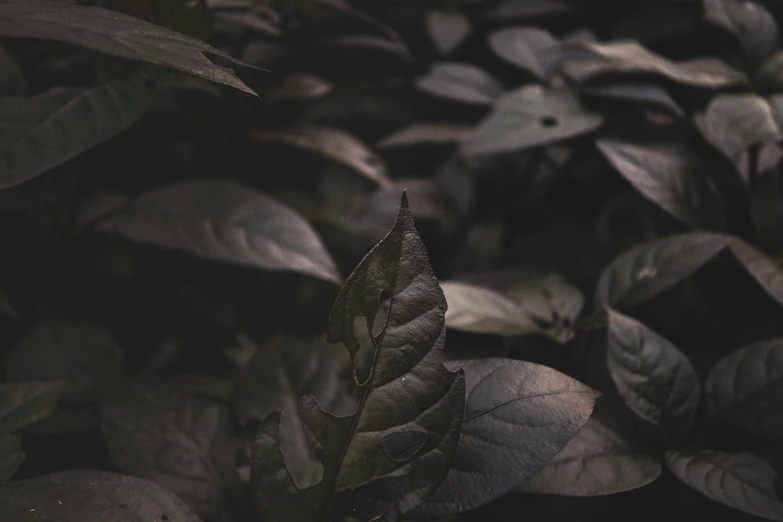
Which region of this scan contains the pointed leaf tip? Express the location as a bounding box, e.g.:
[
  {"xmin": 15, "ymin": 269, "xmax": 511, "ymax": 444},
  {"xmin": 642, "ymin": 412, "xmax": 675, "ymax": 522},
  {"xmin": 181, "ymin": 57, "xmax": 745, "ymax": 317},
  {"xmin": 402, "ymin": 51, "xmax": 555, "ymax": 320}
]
[{"xmin": 401, "ymin": 190, "xmax": 409, "ymax": 208}]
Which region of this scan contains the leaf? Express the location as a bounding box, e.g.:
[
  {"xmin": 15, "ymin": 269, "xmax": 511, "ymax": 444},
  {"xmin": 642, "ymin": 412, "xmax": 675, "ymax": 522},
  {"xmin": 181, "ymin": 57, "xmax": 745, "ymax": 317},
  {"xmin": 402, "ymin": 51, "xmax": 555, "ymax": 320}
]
[
  {"xmin": 704, "ymin": 0, "xmax": 778, "ymax": 68},
  {"xmin": 463, "ymin": 85, "xmax": 604, "ymax": 155},
  {"xmin": 416, "ymin": 62, "xmax": 504, "ymax": 105},
  {"xmin": 5, "ymin": 318, "xmax": 123, "ymax": 403},
  {"xmin": 317, "ymin": 35, "xmax": 413, "ymax": 62},
  {"xmin": 251, "ymin": 193, "xmax": 466, "ymax": 521},
  {"xmin": 426, "ymin": 10, "xmax": 471, "ymax": 55},
  {"xmin": 757, "ymin": 52, "xmax": 783, "ymax": 90},
  {"xmin": 0, "ymin": 381, "xmax": 65, "ymax": 436},
  {"xmin": 441, "ymin": 270, "xmax": 584, "ymax": 343},
  {"xmin": 377, "ymin": 124, "xmax": 473, "ymax": 149},
  {"xmin": 101, "ymin": 376, "xmax": 243, "ymax": 519},
  {"xmin": 95, "ymin": 179, "xmax": 341, "ymax": 284},
  {"xmin": 0, "ymin": 381, "xmax": 64, "ymax": 480},
  {"xmin": 595, "ymin": 234, "xmax": 783, "ymax": 310},
  {"xmin": 705, "ymin": 339, "xmax": 783, "ymax": 442},
  {"xmin": 518, "ymin": 417, "xmax": 661, "ymax": 496},
  {"xmin": 232, "ymin": 335, "xmax": 355, "ymax": 486},
  {"xmin": 484, "ymin": 0, "xmax": 573, "ymax": 20},
  {"xmin": 0, "ymin": 470, "xmax": 204, "ymax": 522},
  {"xmin": 0, "ymin": 0, "xmax": 258, "ymax": 95},
  {"xmin": 250, "ymin": 125, "xmax": 389, "ymax": 187},
  {"xmin": 153, "ymin": 0, "xmax": 213, "ymax": 42},
  {"xmin": 0, "ymin": 434, "xmax": 23, "ymax": 481},
  {"xmin": 0, "ymin": 75, "xmax": 149, "ymax": 190},
  {"xmin": 559, "ymin": 40, "xmax": 747, "ymax": 88},
  {"xmin": 701, "ymin": 94, "xmax": 782, "ymax": 177},
  {"xmin": 488, "ymin": 26, "xmax": 559, "ymax": 81},
  {"xmin": 267, "ymin": 74, "xmax": 334, "ymax": 101},
  {"xmin": 595, "ymin": 233, "xmax": 731, "ymax": 310},
  {"xmin": 408, "ymin": 358, "xmax": 598, "ymax": 517},
  {"xmin": 595, "ymin": 139, "xmax": 723, "ymax": 228},
  {"xmin": 606, "ymin": 309, "xmax": 701, "ymax": 443},
  {"xmin": 666, "ymin": 450, "xmax": 783, "ymax": 520},
  {"xmin": 581, "ymin": 82, "xmax": 683, "ymax": 116}
]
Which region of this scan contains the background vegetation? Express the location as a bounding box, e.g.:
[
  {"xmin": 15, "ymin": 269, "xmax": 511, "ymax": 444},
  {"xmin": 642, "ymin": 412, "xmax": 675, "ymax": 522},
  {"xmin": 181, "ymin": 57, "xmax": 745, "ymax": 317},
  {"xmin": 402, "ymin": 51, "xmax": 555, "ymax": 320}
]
[{"xmin": 1, "ymin": 0, "xmax": 783, "ymax": 520}]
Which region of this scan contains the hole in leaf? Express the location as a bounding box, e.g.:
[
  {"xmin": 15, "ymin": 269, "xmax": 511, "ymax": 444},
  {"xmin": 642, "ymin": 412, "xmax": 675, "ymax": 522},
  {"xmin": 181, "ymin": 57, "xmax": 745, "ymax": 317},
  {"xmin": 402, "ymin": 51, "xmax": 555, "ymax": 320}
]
[
  {"xmin": 374, "ymin": 289, "xmax": 391, "ymax": 337},
  {"xmin": 382, "ymin": 430, "xmax": 427, "ymax": 462},
  {"xmin": 290, "ymin": 460, "xmax": 324, "ymax": 490},
  {"xmin": 351, "ymin": 290, "xmax": 390, "ymax": 384},
  {"xmin": 161, "ymin": 516, "xmax": 169, "ymax": 521},
  {"xmin": 540, "ymin": 116, "xmax": 558, "ymax": 128}
]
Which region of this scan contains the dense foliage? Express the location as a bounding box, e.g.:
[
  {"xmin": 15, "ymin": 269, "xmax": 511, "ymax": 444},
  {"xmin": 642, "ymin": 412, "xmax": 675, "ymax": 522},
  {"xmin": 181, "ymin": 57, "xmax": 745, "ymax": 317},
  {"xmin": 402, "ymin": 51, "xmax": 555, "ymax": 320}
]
[{"xmin": 1, "ymin": 0, "xmax": 783, "ymax": 520}]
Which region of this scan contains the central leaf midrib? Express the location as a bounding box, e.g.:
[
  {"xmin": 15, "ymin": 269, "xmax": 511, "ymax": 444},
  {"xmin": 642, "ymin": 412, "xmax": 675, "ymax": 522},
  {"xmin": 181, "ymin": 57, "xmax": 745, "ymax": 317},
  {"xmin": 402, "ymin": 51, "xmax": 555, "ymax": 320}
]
[{"xmin": 317, "ymin": 241, "xmax": 404, "ymax": 521}]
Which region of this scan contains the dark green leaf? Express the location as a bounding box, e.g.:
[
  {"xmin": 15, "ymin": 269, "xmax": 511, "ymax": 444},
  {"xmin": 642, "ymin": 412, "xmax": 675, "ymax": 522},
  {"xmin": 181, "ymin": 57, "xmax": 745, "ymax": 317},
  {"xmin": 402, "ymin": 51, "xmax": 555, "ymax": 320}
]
[
  {"xmin": 0, "ymin": 75, "xmax": 149, "ymax": 190},
  {"xmin": 251, "ymin": 194, "xmax": 466, "ymax": 521},
  {"xmin": 757, "ymin": 52, "xmax": 783, "ymax": 90},
  {"xmin": 95, "ymin": 179, "xmax": 342, "ymax": 284},
  {"xmin": 462, "ymin": 85, "xmax": 604, "ymax": 155},
  {"xmin": 705, "ymin": 339, "xmax": 783, "ymax": 442},
  {"xmin": 426, "ymin": 10, "xmax": 471, "ymax": 55},
  {"xmin": 416, "ymin": 62, "xmax": 504, "ymax": 105},
  {"xmin": 441, "ymin": 270, "xmax": 583, "ymax": 342},
  {"xmin": 0, "ymin": 381, "xmax": 65, "ymax": 436},
  {"xmin": 409, "ymin": 358, "xmax": 598, "ymax": 516},
  {"xmin": 101, "ymin": 376, "xmax": 243, "ymax": 519},
  {"xmin": 596, "ymin": 139, "xmax": 723, "ymax": 228},
  {"xmin": 666, "ymin": 450, "xmax": 783, "ymax": 520},
  {"xmin": 559, "ymin": 40, "xmax": 747, "ymax": 88},
  {"xmin": 488, "ymin": 26, "xmax": 558, "ymax": 81},
  {"xmin": 250, "ymin": 125, "xmax": 390, "ymax": 187},
  {"xmin": 377, "ymin": 124, "xmax": 473, "ymax": 149},
  {"xmin": 518, "ymin": 417, "xmax": 661, "ymax": 496},
  {"xmin": 0, "ymin": 0, "xmax": 258, "ymax": 95},
  {"xmin": 232, "ymin": 335, "xmax": 355, "ymax": 487},
  {"xmin": 5, "ymin": 318, "xmax": 123, "ymax": 403},
  {"xmin": 0, "ymin": 470, "xmax": 204, "ymax": 522},
  {"xmin": 0, "ymin": 381, "xmax": 64, "ymax": 480},
  {"xmin": 606, "ymin": 309, "xmax": 701, "ymax": 443},
  {"xmin": 704, "ymin": 0, "xmax": 778, "ymax": 68}
]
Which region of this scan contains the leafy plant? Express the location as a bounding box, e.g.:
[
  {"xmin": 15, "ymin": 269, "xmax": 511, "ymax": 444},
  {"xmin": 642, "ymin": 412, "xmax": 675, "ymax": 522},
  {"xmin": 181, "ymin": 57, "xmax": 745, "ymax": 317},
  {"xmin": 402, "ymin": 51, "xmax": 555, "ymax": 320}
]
[{"xmin": 2, "ymin": 0, "xmax": 783, "ymax": 520}]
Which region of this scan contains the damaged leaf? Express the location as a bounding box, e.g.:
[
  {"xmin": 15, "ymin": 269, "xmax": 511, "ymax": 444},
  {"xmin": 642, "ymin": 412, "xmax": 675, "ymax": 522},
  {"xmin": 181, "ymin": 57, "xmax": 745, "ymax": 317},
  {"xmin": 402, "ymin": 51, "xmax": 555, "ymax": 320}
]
[{"xmin": 251, "ymin": 194, "xmax": 466, "ymax": 520}]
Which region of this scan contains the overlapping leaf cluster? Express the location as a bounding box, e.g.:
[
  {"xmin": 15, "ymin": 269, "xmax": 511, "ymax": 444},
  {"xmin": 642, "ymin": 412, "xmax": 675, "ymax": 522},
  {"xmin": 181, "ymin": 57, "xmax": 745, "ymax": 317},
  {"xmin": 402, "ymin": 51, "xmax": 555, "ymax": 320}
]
[{"xmin": 2, "ymin": 0, "xmax": 783, "ymax": 521}]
